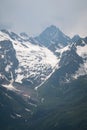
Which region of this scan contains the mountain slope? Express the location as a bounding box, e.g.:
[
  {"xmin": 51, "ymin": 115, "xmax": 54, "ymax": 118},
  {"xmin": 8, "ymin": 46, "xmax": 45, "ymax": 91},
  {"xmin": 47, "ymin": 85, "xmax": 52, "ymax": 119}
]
[
  {"xmin": 33, "ymin": 76, "xmax": 87, "ymax": 130},
  {"xmin": 0, "ymin": 85, "xmax": 36, "ymax": 130},
  {"xmin": 0, "ymin": 26, "xmax": 87, "ymax": 130},
  {"xmin": 0, "ymin": 30, "xmax": 58, "ymax": 90},
  {"xmin": 32, "ymin": 36, "xmax": 87, "ymax": 130}
]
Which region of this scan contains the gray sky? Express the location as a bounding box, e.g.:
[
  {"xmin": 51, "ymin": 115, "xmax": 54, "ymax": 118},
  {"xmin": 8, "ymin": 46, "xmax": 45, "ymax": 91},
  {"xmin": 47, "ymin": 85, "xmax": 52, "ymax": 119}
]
[{"xmin": 0, "ymin": 0, "xmax": 87, "ymax": 37}]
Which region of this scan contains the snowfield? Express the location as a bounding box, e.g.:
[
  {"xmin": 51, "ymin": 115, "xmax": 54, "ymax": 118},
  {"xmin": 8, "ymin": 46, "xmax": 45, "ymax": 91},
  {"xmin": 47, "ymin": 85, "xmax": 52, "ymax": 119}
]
[
  {"xmin": 73, "ymin": 42, "xmax": 87, "ymax": 79},
  {"xmin": 0, "ymin": 31, "xmax": 58, "ymax": 90},
  {"xmin": 0, "ymin": 30, "xmax": 87, "ymax": 91}
]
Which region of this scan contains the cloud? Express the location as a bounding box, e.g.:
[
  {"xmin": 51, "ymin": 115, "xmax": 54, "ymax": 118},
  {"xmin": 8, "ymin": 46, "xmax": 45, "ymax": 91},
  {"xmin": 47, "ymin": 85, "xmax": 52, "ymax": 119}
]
[{"xmin": 0, "ymin": 0, "xmax": 87, "ymax": 37}]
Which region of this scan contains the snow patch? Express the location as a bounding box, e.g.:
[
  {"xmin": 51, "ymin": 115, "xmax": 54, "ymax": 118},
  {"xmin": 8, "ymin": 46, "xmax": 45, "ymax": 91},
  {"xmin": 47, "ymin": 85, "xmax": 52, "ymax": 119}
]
[
  {"xmin": 73, "ymin": 44, "xmax": 87, "ymax": 78},
  {"xmin": 15, "ymin": 113, "xmax": 22, "ymax": 118},
  {"xmin": 76, "ymin": 44, "xmax": 87, "ymax": 58},
  {"xmin": 5, "ymin": 65, "xmax": 11, "ymax": 72},
  {"xmin": 73, "ymin": 61, "xmax": 87, "ymax": 79},
  {"xmin": 25, "ymin": 108, "xmax": 31, "ymax": 112},
  {"xmin": 56, "ymin": 45, "xmax": 70, "ymax": 55},
  {"xmin": 1, "ymin": 55, "xmax": 4, "ymax": 58},
  {"xmin": 2, "ymin": 72, "xmax": 18, "ymax": 91},
  {"xmin": 2, "ymin": 84, "xmax": 16, "ymax": 91}
]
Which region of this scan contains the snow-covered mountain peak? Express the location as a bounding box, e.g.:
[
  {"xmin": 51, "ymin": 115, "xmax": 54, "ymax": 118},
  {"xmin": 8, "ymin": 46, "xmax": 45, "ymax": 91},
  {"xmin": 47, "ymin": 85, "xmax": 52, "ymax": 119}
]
[
  {"xmin": 43, "ymin": 25, "xmax": 61, "ymax": 36},
  {"xmin": 34, "ymin": 25, "xmax": 71, "ymax": 52},
  {"xmin": 0, "ymin": 30, "xmax": 58, "ymax": 90}
]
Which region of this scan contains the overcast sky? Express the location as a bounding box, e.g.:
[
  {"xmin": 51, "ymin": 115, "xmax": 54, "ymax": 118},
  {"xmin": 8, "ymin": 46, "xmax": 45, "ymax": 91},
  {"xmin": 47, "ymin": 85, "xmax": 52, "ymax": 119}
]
[{"xmin": 0, "ymin": 0, "xmax": 87, "ymax": 37}]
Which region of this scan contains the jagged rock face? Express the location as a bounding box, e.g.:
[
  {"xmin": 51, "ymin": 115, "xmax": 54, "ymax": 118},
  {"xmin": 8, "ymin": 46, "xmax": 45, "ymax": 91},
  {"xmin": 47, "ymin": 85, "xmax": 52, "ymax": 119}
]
[
  {"xmin": 0, "ymin": 40, "xmax": 18, "ymax": 84},
  {"xmin": 72, "ymin": 34, "xmax": 80, "ymax": 42},
  {"xmin": 35, "ymin": 25, "xmax": 71, "ymax": 51},
  {"xmin": 54, "ymin": 37, "xmax": 87, "ymax": 84}
]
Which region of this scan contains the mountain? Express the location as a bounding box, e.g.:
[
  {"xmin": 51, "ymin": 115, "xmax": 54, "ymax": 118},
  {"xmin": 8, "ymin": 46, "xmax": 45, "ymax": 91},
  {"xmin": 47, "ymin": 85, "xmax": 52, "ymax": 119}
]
[
  {"xmin": 0, "ymin": 29, "xmax": 58, "ymax": 91},
  {"xmin": 1, "ymin": 28, "xmax": 86, "ymax": 90},
  {"xmin": 55, "ymin": 37, "xmax": 87, "ymax": 84},
  {"xmin": 72, "ymin": 34, "xmax": 81, "ymax": 42},
  {"xmin": 0, "ymin": 29, "xmax": 58, "ymax": 129},
  {"xmin": 32, "ymin": 37, "xmax": 87, "ymax": 130},
  {"xmin": 35, "ymin": 25, "xmax": 71, "ymax": 52},
  {"xmin": 0, "ymin": 26, "xmax": 87, "ymax": 130}
]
